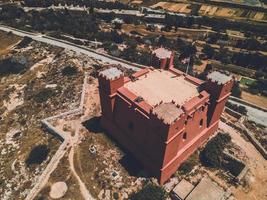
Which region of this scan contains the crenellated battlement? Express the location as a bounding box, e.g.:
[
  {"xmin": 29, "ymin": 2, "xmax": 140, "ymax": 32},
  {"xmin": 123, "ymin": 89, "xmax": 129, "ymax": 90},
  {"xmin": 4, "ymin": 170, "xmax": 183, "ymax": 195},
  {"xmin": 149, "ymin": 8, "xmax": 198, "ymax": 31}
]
[
  {"xmin": 151, "ymin": 102, "xmax": 184, "ymax": 125},
  {"xmin": 207, "ymin": 71, "xmax": 233, "ymax": 85},
  {"xmin": 98, "ymin": 67, "xmax": 124, "ymax": 81}
]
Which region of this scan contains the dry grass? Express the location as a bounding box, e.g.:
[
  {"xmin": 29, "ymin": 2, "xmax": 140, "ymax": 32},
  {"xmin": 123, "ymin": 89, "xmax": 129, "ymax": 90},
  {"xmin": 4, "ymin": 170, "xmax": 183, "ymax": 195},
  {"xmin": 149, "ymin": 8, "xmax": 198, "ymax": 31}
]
[
  {"xmin": 0, "ymin": 31, "xmax": 21, "ymax": 55},
  {"xmin": 241, "ymin": 91, "xmax": 267, "ymax": 109}
]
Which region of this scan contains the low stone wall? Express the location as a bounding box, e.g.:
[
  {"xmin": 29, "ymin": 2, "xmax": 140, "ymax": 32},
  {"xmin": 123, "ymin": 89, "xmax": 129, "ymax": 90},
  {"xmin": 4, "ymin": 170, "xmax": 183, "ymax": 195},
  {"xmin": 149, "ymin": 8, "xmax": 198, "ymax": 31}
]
[
  {"xmin": 239, "ymin": 123, "xmax": 267, "ymax": 160},
  {"xmin": 224, "ymin": 107, "xmax": 242, "ymax": 119},
  {"xmin": 221, "ymin": 117, "xmax": 267, "ymax": 160}
]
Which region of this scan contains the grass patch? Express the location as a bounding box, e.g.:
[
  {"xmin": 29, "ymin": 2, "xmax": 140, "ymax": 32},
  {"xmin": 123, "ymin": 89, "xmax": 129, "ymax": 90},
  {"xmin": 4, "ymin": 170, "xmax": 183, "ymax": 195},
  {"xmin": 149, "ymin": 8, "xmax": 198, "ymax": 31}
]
[
  {"xmin": 239, "ymin": 77, "xmax": 257, "ymax": 87},
  {"xmin": 178, "ymin": 152, "xmax": 199, "ymax": 174}
]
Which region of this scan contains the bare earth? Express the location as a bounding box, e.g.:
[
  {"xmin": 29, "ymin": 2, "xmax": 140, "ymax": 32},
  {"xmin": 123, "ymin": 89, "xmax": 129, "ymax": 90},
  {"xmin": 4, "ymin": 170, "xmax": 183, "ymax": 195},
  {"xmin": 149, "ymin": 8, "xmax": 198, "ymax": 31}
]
[
  {"xmin": 241, "ymin": 91, "xmax": 267, "ymax": 109},
  {"xmin": 219, "ymin": 122, "xmax": 267, "ymax": 200}
]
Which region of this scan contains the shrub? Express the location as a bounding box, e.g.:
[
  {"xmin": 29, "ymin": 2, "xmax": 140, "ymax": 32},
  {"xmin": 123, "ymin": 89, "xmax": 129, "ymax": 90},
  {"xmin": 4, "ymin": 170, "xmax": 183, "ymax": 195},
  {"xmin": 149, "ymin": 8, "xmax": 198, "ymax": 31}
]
[
  {"xmin": 0, "ymin": 58, "xmax": 26, "ymax": 76},
  {"xmin": 225, "ymin": 102, "xmax": 247, "ymax": 115},
  {"xmin": 200, "ymin": 133, "xmax": 231, "ymax": 168},
  {"xmin": 178, "ymin": 152, "xmax": 199, "ymax": 174},
  {"xmin": 17, "ymin": 36, "xmax": 33, "ymax": 48},
  {"xmin": 26, "ymin": 145, "xmax": 49, "ymax": 166},
  {"xmin": 34, "ymin": 88, "xmax": 56, "ymax": 103},
  {"xmin": 61, "ymin": 66, "xmax": 78, "ymax": 76},
  {"xmin": 129, "ymin": 184, "xmax": 167, "ymax": 200}
]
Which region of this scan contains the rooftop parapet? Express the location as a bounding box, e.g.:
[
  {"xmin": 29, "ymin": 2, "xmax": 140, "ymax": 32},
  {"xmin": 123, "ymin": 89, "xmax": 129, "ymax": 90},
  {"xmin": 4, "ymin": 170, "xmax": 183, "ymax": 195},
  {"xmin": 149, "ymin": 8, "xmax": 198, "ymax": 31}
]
[
  {"xmin": 151, "ymin": 102, "xmax": 184, "ymax": 125},
  {"xmin": 207, "ymin": 71, "xmax": 232, "ymax": 85},
  {"xmin": 99, "ymin": 67, "xmax": 123, "ymax": 80}
]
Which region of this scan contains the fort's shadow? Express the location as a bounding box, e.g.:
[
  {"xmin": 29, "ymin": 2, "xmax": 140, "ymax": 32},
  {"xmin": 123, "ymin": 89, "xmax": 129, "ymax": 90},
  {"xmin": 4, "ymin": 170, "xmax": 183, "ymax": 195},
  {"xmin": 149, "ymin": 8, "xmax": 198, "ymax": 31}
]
[
  {"xmin": 82, "ymin": 116, "xmax": 104, "ymax": 133},
  {"xmin": 82, "ymin": 116, "xmax": 150, "ymax": 178}
]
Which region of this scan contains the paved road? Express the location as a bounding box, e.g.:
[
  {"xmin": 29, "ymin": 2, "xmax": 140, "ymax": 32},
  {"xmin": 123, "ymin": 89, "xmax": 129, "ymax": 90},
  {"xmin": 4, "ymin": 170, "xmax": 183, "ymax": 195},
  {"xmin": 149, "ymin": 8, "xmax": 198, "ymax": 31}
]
[
  {"xmin": 229, "ymin": 99, "xmax": 267, "ymax": 126},
  {"xmin": 0, "ymin": 25, "xmax": 141, "ymax": 71}
]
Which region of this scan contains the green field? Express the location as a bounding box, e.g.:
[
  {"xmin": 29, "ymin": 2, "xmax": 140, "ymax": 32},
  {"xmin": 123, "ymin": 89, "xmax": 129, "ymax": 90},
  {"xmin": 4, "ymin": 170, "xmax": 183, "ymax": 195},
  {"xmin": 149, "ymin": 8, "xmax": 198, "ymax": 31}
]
[{"xmin": 240, "ymin": 77, "xmax": 257, "ymax": 86}]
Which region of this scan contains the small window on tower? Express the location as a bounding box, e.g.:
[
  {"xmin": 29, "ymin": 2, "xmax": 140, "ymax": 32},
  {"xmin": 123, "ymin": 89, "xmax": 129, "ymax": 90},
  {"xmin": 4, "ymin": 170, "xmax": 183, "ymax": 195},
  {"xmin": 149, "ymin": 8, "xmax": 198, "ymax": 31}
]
[
  {"xmin": 183, "ymin": 132, "xmax": 187, "ymax": 141},
  {"xmin": 200, "ymin": 119, "xmax": 204, "ymax": 127}
]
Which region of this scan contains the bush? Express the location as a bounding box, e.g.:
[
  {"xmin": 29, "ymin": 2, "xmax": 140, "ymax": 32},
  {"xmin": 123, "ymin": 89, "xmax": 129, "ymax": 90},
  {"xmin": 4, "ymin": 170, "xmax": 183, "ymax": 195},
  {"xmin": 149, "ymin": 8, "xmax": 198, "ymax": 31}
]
[
  {"xmin": 225, "ymin": 102, "xmax": 247, "ymax": 115},
  {"xmin": 231, "ymin": 81, "xmax": 242, "ymax": 98},
  {"xmin": 61, "ymin": 66, "xmax": 78, "ymax": 76},
  {"xmin": 17, "ymin": 36, "xmax": 33, "ymax": 48},
  {"xmin": 0, "ymin": 58, "xmax": 27, "ymax": 76},
  {"xmin": 26, "ymin": 145, "xmax": 50, "ymax": 166},
  {"xmin": 129, "ymin": 184, "xmax": 167, "ymax": 200},
  {"xmin": 200, "ymin": 132, "xmax": 231, "ymax": 168},
  {"xmin": 34, "ymin": 88, "xmax": 56, "ymax": 103},
  {"xmin": 178, "ymin": 152, "xmax": 199, "ymax": 174}
]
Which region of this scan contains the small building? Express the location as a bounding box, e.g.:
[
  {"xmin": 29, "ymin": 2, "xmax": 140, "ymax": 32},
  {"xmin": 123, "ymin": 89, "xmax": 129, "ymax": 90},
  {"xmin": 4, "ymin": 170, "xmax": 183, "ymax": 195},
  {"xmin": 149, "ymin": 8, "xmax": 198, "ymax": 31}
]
[
  {"xmin": 171, "ymin": 179, "xmax": 194, "ymax": 200},
  {"xmin": 186, "ymin": 176, "xmax": 228, "ymax": 200},
  {"xmin": 98, "ymin": 48, "xmax": 233, "ymax": 184}
]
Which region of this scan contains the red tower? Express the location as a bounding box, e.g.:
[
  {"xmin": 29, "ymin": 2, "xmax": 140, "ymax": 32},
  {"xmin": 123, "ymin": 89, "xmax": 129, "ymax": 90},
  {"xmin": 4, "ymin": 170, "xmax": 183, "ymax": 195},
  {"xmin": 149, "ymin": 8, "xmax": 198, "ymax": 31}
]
[
  {"xmin": 151, "ymin": 47, "xmax": 174, "ymax": 70},
  {"xmin": 98, "ymin": 63, "xmax": 233, "ymax": 185}
]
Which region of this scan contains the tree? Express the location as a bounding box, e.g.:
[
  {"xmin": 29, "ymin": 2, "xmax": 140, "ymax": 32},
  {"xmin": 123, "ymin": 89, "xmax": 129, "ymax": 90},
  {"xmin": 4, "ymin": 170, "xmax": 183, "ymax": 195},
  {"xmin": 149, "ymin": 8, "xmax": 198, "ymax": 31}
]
[
  {"xmin": 231, "ymin": 81, "xmax": 242, "ymax": 98},
  {"xmin": 129, "ymin": 184, "xmax": 167, "ymax": 200},
  {"xmin": 202, "ymin": 44, "xmax": 215, "ymax": 59},
  {"xmin": 200, "ymin": 132, "xmax": 231, "ymax": 168},
  {"xmin": 26, "ymin": 145, "xmax": 50, "ymax": 166}
]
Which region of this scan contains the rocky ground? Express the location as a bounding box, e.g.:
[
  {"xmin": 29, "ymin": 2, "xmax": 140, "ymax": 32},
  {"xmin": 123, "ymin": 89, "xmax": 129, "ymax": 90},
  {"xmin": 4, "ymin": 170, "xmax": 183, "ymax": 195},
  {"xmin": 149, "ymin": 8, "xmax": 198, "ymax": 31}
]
[{"xmin": 0, "ymin": 33, "xmax": 106, "ymax": 199}]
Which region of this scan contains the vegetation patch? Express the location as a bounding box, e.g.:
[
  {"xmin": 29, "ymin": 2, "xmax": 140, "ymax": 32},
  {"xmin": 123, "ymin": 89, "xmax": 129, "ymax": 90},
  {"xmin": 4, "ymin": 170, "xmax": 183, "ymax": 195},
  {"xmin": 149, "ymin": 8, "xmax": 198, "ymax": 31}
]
[
  {"xmin": 178, "ymin": 151, "xmax": 199, "ymax": 174},
  {"xmin": 0, "ymin": 57, "xmax": 27, "ymax": 76},
  {"xmin": 239, "ymin": 77, "xmax": 257, "ymax": 87},
  {"xmin": 34, "ymin": 88, "xmax": 56, "ymax": 103},
  {"xmin": 61, "ymin": 66, "xmax": 78, "ymax": 76},
  {"xmin": 129, "ymin": 183, "xmax": 167, "ymax": 200},
  {"xmin": 225, "ymin": 101, "xmax": 247, "ymax": 115},
  {"xmin": 200, "ymin": 132, "xmax": 231, "ymax": 168},
  {"xmin": 16, "ymin": 36, "xmax": 33, "ymax": 48}
]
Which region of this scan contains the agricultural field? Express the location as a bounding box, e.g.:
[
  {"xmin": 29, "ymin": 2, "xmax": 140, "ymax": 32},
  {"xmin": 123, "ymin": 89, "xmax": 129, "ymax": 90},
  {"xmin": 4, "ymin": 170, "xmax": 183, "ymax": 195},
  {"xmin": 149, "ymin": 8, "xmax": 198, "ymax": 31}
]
[{"xmin": 212, "ymin": 0, "xmax": 262, "ymax": 7}]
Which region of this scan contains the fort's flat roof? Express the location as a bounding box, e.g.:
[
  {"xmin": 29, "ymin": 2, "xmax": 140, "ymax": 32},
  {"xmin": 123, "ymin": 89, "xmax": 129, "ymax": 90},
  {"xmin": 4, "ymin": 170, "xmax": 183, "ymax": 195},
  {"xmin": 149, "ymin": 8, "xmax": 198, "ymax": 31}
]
[{"xmin": 125, "ymin": 70, "xmax": 199, "ymax": 107}]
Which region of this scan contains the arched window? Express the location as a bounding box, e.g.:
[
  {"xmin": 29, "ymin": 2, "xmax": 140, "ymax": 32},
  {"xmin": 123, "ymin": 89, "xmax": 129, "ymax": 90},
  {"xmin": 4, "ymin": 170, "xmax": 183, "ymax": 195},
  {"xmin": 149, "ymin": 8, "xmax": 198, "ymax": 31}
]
[
  {"xmin": 183, "ymin": 132, "xmax": 187, "ymax": 141},
  {"xmin": 200, "ymin": 119, "xmax": 203, "ymax": 127}
]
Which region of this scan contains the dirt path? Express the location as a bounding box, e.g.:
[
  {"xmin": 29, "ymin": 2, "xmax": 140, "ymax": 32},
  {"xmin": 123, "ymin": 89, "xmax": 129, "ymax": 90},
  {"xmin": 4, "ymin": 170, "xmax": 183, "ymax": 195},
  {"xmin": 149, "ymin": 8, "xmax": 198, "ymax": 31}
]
[
  {"xmin": 219, "ymin": 122, "xmax": 267, "ymax": 200},
  {"xmin": 69, "ymin": 144, "xmax": 94, "ymax": 200}
]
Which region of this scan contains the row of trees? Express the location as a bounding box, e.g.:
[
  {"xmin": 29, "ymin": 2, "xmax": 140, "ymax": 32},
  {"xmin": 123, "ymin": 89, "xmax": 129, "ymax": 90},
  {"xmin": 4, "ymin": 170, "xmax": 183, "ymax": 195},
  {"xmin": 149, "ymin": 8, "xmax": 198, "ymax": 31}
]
[
  {"xmin": 165, "ymin": 14, "xmax": 267, "ymax": 38},
  {"xmin": 23, "ymin": 0, "xmax": 133, "ymax": 9},
  {"xmin": 202, "ymin": 44, "xmax": 267, "ymax": 74}
]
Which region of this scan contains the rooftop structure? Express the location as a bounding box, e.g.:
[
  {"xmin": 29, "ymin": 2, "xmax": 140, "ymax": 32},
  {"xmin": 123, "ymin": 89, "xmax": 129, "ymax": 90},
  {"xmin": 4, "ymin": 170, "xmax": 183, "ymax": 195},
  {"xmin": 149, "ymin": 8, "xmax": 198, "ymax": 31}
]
[
  {"xmin": 125, "ymin": 70, "xmax": 199, "ymax": 106},
  {"xmin": 186, "ymin": 177, "xmax": 227, "ymax": 200},
  {"xmin": 98, "ymin": 48, "xmax": 234, "ymax": 184}
]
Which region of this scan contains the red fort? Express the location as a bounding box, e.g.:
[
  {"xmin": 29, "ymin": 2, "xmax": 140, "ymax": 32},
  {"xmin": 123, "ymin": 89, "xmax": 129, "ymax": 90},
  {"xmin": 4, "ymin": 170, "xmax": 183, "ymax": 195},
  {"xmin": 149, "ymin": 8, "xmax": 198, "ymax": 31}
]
[{"xmin": 98, "ymin": 48, "xmax": 234, "ymax": 184}]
